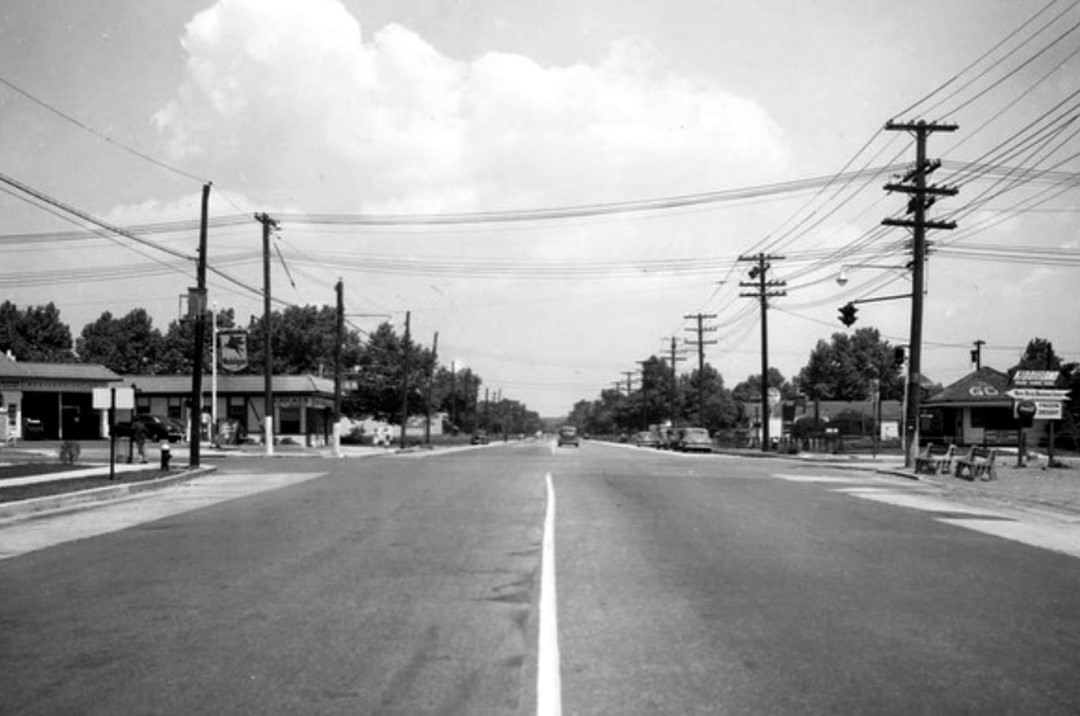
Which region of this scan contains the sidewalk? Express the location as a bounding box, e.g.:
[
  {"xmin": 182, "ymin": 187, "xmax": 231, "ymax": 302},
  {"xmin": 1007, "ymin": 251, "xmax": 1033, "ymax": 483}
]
[{"xmin": 778, "ymin": 448, "xmax": 1080, "ymax": 520}]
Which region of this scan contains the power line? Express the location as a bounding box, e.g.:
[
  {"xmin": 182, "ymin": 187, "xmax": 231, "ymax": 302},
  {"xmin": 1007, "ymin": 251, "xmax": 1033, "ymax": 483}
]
[{"xmin": 0, "ymin": 75, "xmax": 209, "ymax": 185}]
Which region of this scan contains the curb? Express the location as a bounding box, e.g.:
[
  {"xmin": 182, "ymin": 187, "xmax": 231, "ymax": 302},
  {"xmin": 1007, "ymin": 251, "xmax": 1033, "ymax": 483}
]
[{"xmin": 0, "ymin": 465, "xmax": 217, "ymax": 523}]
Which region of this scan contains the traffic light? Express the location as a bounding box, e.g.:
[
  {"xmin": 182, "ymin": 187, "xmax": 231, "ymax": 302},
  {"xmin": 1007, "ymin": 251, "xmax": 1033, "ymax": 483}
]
[
  {"xmin": 893, "ymin": 346, "xmax": 906, "ymax": 365},
  {"xmin": 838, "ymin": 302, "xmax": 857, "ymax": 327}
]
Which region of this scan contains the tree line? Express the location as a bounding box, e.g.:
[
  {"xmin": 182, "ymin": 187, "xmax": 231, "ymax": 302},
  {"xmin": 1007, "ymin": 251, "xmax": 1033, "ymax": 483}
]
[
  {"xmin": 0, "ymin": 300, "xmax": 542, "ymax": 435},
  {"xmin": 565, "ymin": 328, "xmax": 1080, "ymax": 441}
]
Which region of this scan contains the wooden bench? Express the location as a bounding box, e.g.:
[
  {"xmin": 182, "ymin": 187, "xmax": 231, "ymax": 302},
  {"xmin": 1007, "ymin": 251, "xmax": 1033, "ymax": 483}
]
[
  {"xmin": 954, "ymin": 446, "xmax": 997, "ymax": 481},
  {"xmin": 914, "ymin": 443, "xmax": 955, "ymax": 475}
]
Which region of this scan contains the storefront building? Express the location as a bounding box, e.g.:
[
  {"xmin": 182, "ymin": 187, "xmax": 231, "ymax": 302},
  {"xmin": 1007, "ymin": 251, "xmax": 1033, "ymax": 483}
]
[
  {"xmin": 117, "ymin": 373, "xmax": 337, "ymax": 445},
  {"xmin": 921, "ymin": 367, "xmax": 1021, "ymax": 447},
  {"xmin": 1, "ymin": 351, "xmax": 120, "ymax": 441}
]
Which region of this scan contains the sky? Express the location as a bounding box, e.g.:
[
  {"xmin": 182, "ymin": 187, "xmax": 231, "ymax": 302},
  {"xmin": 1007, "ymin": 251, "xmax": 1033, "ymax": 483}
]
[{"xmin": 1, "ymin": 0, "xmax": 1078, "ymax": 417}]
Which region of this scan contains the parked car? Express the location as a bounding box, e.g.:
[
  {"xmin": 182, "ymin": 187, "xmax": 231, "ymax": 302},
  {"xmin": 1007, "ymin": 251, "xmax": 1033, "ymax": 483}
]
[
  {"xmin": 470, "ymin": 429, "xmax": 489, "ymax": 445},
  {"xmin": 674, "ymin": 427, "xmax": 712, "ymax": 453},
  {"xmin": 21, "ymin": 417, "xmax": 45, "ymax": 440},
  {"xmin": 634, "ymin": 430, "xmax": 658, "ymax": 448},
  {"xmin": 114, "ymin": 414, "xmax": 185, "ymax": 442},
  {"xmin": 557, "ymin": 425, "xmax": 580, "ymax": 447}
]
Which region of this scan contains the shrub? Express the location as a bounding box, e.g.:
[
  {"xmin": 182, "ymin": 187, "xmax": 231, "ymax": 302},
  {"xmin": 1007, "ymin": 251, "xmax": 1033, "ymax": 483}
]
[{"xmin": 58, "ymin": 440, "xmax": 81, "ymax": 465}]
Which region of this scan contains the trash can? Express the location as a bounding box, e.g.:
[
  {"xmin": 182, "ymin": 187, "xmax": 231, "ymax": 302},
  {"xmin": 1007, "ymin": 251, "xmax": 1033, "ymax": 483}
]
[{"xmin": 160, "ymin": 441, "xmax": 171, "ymax": 470}]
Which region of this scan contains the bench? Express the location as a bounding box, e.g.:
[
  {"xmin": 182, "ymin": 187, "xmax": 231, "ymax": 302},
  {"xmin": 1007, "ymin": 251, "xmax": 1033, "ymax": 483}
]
[
  {"xmin": 914, "ymin": 443, "xmax": 955, "ymax": 475},
  {"xmin": 954, "ymin": 446, "xmax": 997, "ymax": 481}
]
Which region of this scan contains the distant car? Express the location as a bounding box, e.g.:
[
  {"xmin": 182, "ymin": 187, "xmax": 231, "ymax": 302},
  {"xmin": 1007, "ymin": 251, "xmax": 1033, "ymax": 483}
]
[
  {"xmin": 675, "ymin": 427, "xmax": 712, "ymax": 453},
  {"xmin": 114, "ymin": 414, "xmax": 184, "ymax": 442},
  {"xmin": 557, "ymin": 425, "xmax": 580, "ymax": 447},
  {"xmin": 634, "ymin": 431, "xmax": 658, "ymax": 448},
  {"xmin": 470, "ymin": 430, "xmax": 489, "ymax": 445},
  {"xmin": 21, "ymin": 417, "xmax": 45, "ymax": 440}
]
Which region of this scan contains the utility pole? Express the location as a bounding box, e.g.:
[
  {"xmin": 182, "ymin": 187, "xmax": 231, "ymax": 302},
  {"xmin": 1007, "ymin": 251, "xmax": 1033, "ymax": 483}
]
[
  {"xmin": 883, "ymin": 119, "xmax": 958, "ymax": 468},
  {"xmin": 666, "ymin": 336, "xmax": 688, "ymax": 423},
  {"xmin": 333, "ymin": 278, "xmax": 344, "ymax": 423},
  {"xmin": 332, "ymin": 278, "xmax": 344, "ymax": 455},
  {"xmin": 399, "ymin": 310, "xmax": 411, "ymax": 450},
  {"xmin": 425, "ymin": 331, "xmax": 438, "ymax": 445},
  {"xmin": 636, "ymin": 360, "xmax": 649, "ymax": 430},
  {"xmin": 188, "ymin": 183, "xmax": 210, "ymax": 468},
  {"xmin": 622, "ymin": 370, "xmax": 635, "ymax": 396},
  {"xmin": 683, "ymin": 313, "xmax": 718, "ymax": 427},
  {"xmin": 256, "ymin": 212, "xmax": 279, "ymax": 455},
  {"xmin": 739, "ymin": 254, "xmax": 786, "ymax": 452},
  {"xmin": 971, "ymin": 339, "xmax": 985, "ymax": 370}
]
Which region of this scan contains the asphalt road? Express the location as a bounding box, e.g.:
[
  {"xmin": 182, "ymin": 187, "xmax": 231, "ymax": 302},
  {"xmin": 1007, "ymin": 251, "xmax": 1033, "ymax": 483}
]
[{"xmin": 1, "ymin": 440, "xmax": 1078, "ymax": 714}]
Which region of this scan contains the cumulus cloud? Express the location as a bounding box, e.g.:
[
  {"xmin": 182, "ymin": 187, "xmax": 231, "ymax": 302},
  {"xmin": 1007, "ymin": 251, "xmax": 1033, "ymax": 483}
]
[{"xmin": 154, "ymin": 0, "xmax": 788, "ymax": 213}]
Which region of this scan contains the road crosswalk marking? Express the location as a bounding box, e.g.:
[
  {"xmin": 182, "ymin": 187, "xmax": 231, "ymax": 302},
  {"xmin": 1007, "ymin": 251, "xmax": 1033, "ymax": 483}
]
[{"xmin": 771, "ymin": 472, "xmax": 1080, "ymax": 560}]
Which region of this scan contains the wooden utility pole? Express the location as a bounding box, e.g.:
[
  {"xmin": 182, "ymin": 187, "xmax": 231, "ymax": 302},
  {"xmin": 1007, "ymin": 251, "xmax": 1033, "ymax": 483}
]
[
  {"xmin": 883, "ymin": 119, "xmax": 958, "ymax": 467},
  {"xmin": 189, "ymin": 183, "xmax": 211, "ymax": 468},
  {"xmin": 399, "ymin": 310, "xmax": 411, "ymax": 450},
  {"xmin": 739, "ymin": 254, "xmax": 786, "ymax": 452},
  {"xmin": 971, "ymin": 339, "xmax": 985, "ymax": 370},
  {"xmin": 333, "ymin": 278, "xmax": 344, "ymax": 423},
  {"xmin": 667, "ymin": 336, "xmax": 687, "ymax": 423},
  {"xmin": 683, "ymin": 313, "xmax": 718, "ymax": 427},
  {"xmin": 425, "ymin": 331, "xmax": 439, "ymax": 445},
  {"xmin": 256, "ymin": 212, "xmax": 279, "ymax": 454}
]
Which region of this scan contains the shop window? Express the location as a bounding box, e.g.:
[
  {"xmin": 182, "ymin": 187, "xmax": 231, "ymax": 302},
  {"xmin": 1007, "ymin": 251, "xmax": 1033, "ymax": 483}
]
[
  {"xmin": 135, "ymin": 396, "xmax": 151, "ymax": 415},
  {"xmin": 280, "ymin": 406, "xmax": 301, "ymax": 434},
  {"xmin": 167, "ymin": 397, "xmax": 183, "ymax": 420}
]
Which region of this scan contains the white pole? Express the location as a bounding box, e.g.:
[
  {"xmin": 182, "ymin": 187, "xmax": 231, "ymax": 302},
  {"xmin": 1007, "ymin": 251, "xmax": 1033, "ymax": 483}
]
[{"xmin": 211, "ymin": 304, "xmax": 218, "ymax": 444}]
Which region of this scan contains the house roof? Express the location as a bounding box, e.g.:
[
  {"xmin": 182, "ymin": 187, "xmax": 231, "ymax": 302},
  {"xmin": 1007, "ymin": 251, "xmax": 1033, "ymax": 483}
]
[
  {"xmin": 924, "ymin": 366, "xmax": 1012, "ymax": 406},
  {"xmin": 0, "ymin": 353, "xmax": 119, "ymax": 382},
  {"xmin": 118, "ymin": 374, "xmax": 336, "ymax": 396}
]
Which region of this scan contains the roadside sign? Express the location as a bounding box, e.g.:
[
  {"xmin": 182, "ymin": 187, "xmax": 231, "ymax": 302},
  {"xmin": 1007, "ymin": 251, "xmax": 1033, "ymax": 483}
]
[
  {"xmin": 92, "ymin": 387, "xmax": 134, "ymax": 410},
  {"xmin": 1004, "ymin": 388, "xmax": 1070, "ymax": 401},
  {"xmin": 1035, "ymin": 401, "xmax": 1064, "ymax": 420}
]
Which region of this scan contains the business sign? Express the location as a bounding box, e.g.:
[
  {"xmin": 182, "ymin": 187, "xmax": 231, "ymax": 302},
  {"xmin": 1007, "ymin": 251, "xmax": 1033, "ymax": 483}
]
[
  {"xmin": 219, "ymin": 330, "xmax": 249, "ymax": 372},
  {"xmin": 92, "ymin": 387, "xmax": 134, "ymax": 410},
  {"xmin": 1012, "ymin": 370, "xmax": 1059, "ymax": 387}
]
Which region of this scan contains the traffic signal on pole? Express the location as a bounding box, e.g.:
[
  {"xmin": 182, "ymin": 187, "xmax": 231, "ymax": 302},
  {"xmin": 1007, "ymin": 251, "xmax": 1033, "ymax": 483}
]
[
  {"xmin": 894, "ymin": 346, "xmax": 906, "ymax": 365},
  {"xmin": 838, "ymin": 302, "xmax": 857, "ymax": 327}
]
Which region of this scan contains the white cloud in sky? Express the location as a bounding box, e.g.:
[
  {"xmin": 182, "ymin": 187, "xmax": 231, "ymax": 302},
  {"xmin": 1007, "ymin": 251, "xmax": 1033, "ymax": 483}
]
[{"xmin": 152, "ymin": 0, "xmax": 789, "ymax": 214}]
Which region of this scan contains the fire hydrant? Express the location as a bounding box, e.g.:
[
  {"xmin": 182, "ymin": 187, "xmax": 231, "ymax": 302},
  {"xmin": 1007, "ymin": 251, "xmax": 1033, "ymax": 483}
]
[{"xmin": 160, "ymin": 441, "xmax": 171, "ymax": 470}]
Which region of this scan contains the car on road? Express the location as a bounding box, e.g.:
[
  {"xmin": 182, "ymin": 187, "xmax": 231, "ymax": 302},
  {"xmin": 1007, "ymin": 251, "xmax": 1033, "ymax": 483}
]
[
  {"xmin": 557, "ymin": 425, "xmax": 580, "ymax": 447},
  {"xmin": 674, "ymin": 427, "xmax": 712, "ymax": 453},
  {"xmin": 633, "ymin": 431, "xmax": 658, "ymax": 448},
  {"xmin": 114, "ymin": 414, "xmax": 185, "ymax": 442},
  {"xmin": 470, "ymin": 430, "xmax": 489, "ymax": 445}
]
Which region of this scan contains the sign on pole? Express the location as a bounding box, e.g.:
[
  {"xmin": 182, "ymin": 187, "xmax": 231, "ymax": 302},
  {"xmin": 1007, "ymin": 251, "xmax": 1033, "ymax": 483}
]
[{"xmin": 219, "ymin": 330, "xmax": 249, "ymax": 372}]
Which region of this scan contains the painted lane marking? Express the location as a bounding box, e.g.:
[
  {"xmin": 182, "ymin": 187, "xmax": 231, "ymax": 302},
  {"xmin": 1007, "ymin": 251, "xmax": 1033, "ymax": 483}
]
[
  {"xmin": 537, "ymin": 471, "xmax": 562, "ymax": 716},
  {"xmin": 771, "ymin": 473, "xmax": 877, "ymax": 484},
  {"xmin": 836, "ymin": 488, "xmax": 1080, "ymax": 560}
]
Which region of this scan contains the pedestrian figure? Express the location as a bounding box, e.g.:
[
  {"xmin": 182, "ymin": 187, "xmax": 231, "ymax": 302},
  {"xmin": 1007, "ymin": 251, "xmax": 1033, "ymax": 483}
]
[{"xmin": 132, "ymin": 418, "xmax": 148, "ymax": 463}]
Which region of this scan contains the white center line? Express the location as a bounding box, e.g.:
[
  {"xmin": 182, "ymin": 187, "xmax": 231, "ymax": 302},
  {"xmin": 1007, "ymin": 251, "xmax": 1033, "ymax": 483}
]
[{"xmin": 537, "ymin": 471, "xmax": 562, "ymax": 716}]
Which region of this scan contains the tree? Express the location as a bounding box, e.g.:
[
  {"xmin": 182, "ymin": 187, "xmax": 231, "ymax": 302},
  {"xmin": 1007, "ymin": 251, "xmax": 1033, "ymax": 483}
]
[
  {"xmin": 158, "ymin": 307, "xmax": 238, "ymax": 374},
  {"xmin": 76, "ymin": 309, "xmax": 164, "ymax": 374},
  {"xmin": 345, "ymin": 321, "xmax": 435, "ymax": 423},
  {"xmin": 1011, "ymin": 337, "xmax": 1062, "ymax": 373},
  {"xmin": 796, "ymin": 327, "xmax": 903, "ymax": 402},
  {"xmin": 682, "ymin": 363, "xmax": 738, "ymax": 432},
  {"xmin": 0, "ymin": 301, "xmax": 75, "ymax": 362},
  {"xmin": 247, "ymin": 305, "xmax": 364, "ymax": 376}
]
